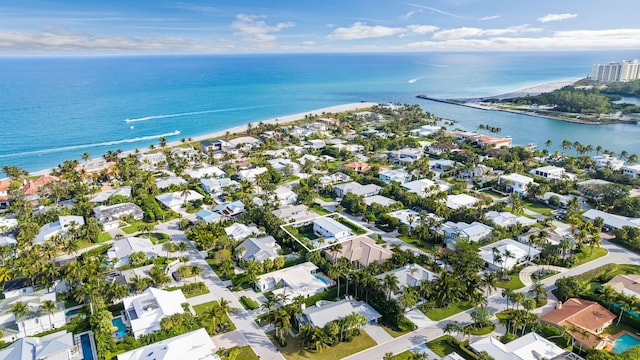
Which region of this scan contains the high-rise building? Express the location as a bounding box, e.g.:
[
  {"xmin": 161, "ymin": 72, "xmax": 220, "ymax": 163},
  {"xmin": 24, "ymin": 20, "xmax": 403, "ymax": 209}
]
[{"xmin": 592, "ymin": 59, "xmax": 640, "ymax": 82}]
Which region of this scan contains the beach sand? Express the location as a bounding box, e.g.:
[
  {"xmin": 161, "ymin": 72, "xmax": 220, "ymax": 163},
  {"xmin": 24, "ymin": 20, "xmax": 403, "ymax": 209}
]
[{"xmin": 489, "ymin": 79, "xmax": 580, "ymax": 99}]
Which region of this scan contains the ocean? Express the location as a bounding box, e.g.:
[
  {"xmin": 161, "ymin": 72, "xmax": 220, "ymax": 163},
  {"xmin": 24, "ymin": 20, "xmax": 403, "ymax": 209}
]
[{"xmin": 1, "ymin": 51, "xmax": 639, "ymax": 172}]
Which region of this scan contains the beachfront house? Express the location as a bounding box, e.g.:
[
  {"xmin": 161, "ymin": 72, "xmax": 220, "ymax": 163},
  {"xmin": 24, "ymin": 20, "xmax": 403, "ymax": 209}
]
[
  {"xmin": 593, "ymin": 154, "xmax": 625, "ymax": 170},
  {"xmin": 499, "ymin": 173, "xmax": 535, "ymax": 196},
  {"xmin": 623, "ymin": 164, "xmax": 640, "ymax": 178},
  {"xmin": 200, "ymin": 139, "xmax": 234, "ymax": 154},
  {"xmin": 122, "ymin": 287, "xmax": 188, "ymax": 339}
]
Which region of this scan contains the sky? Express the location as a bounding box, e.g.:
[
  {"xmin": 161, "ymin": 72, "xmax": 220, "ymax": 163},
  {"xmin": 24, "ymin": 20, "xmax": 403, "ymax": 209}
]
[{"xmin": 1, "ymin": 0, "xmax": 640, "ymax": 54}]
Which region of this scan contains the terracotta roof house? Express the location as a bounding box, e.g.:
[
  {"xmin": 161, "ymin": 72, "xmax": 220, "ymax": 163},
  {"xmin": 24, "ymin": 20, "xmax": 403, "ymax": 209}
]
[
  {"xmin": 22, "ymin": 175, "xmax": 60, "ymax": 196},
  {"xmin": 324, "ymin": 236, "xmax": 392, "ymax": 268},
  {"xmin": 540, "ymin": 298, "xmax": 616, "ymax": 350},
  {"xmin": 604, "ymin": 274, "xmax": 640, "ymax": 298},
  {"xmin": 344, "ymin": 162, "xmax": 371, "ymax": 173}
]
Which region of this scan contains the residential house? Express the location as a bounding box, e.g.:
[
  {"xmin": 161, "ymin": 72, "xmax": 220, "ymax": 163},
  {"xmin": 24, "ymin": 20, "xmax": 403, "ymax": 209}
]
[
  {"xmin": 200, "ymin": 178, "xmax": 240, "ymax": 196},
  {"xmin": 604, "ymin": 274, "xmax": 640, "ymax": 298},
  {"xmin": 3, "ymin": 278, "xmax": 33, "ymax": 299},
  {"xmin": 228, "ymin": 136, "xmax": 261, "ymax": 149},
  {"xmin": 155, "ymin": 176, "xmax": 187, "ymax": 190},
  {"xmin": 312, "ymin": 217, "xmax": 352, "ymax": 242},
  {"xmin": 376, "ymin": 264, "xmax": 439, "ymax": 299},
  {"xmin": 333, "ymin": 182, "xmax": 381, "ymax": 198},
  {"xmin": 335, "ymin": 144, "xmax": 365, "ymax": 154},
  {"xmin": 386, "ymin": 148, "xmax": 424, "ymax": 165},
  {"xmin": 529, "ymin": 165, "xmax": 575, "ymax": 180},
  {"xmin": 484, "ymin": 211, "xmax": 536, "ymax": 228},
  {"xmin": 593, "ymin": 154, "xmax": 625, "ymax": 170},
  {"xmin": 517, "ymin": 227, "xmax": 564, "ymax": 247},
  {"xmin": 499, "ymin": 173, "xmax": 535, "ymax": 196},
  {"xmin": 428, "ymin": 143, "xmax": 458, "ymax": 155},
  {"xmin": 117, "ymin": 328, "xmax": 218, "ymax": 360},
  {"xmin": 185, "ymin": 166, "xmax": 226, "ymax": 179},
  {"xmin": 0, "ymin": 179, "xmax": 9, "ymax": 209},
  {"xmin": 438, "ymin": 221, "xmax": 493, "ymax": 249},
  {"xmin": 34, "ymin": 216, "xmax": 85, "ymax": 245},
  {"xmin": 235, "ymin": 236, "xmax": 282, "ymax": 263},
  {"xmin": 89, "ymin": 186, "xmax": 132, "ymax": 203},
  {"xmin": 0, "ymin": 216, "xmax": 18, "ymax": 232},
  {"xmin": 300, "ymin": 299, "xmax": 381, "ymax": 329},
  {"xmin": 583, "ymin": 209, "xmax": 640, "ymax": 230},
  {"xmin": 577, "ymin": 179, "xmax": 616, "ymax": 201},
  {"xmin": 378, "ymin": 169, "xmax": 410, "ymax": 184},
  {"xmin": 122, "ymin": 287, "xmax": 188, "ymax": 339},
  {"xmin": 225, "ymin": 223, "xmax": 261, "ymax": 241},
  {"xmin": 411, "ymin": 124, "xmax": 441, "ymax": 137},
  {"xmin": 237, "ymin": 167, "xmax": 268, "ymax": 181},
  {"xmin": 445, "ymin": 194, "xmax": 479, "ymax": 209},
  {"xmin": 214, "ymin": 200, "xmax": 245, "ymax": 217},
  {"xmin": 137, "ymin": 153, "xmax": 166, "ymax": 168},
  {"xmin": 170, "ymin": 147, "xmax": 198, "ymax": 160},
  {"xmin": 539, "ymin": 192, "xmax": 573, "ymax": 208},
  {"xmin": 478, "ymin": 238, "xmax": 540, "ymax": 271},
  {"xmin": 273, "ymin": 186, "xmax": 298, "ymax": 206},
  {"xmin": 93, "ymin": 202, "xmax": 144, "ymax": 230},
  {"xmin": 200, "ymin": 139, "xmax": 234, "ymax": 154},
  {"xmin": 195, "ymin": 209, "xmax": 222, "ymax": 224},
  {"xmin": 458, "ymin": 164, "xmax": 494, "ymax": 179},
  {"xmin": 540, "ymin": 298, "xmax": 616, "ymax": 350},
  {"xmin": 255, "ymin": 262, "xmax": 327, "ymax": 301},
  {"xmin": 363, "ymin": 195, "xmax": 397, "ymax": 207},
  {"xmin": 306, "ymin": 139, "xmax": 326, "ymax": 150},
  {"xmin": 0, "ymin": 330, "xmax": 80, "ymax": 360},
  {"xmin": 0, "ymin": 288, "xmax": 66, "ymax": 341},
  {"xmin": 155, "ymin": 190, "xmax": 204, "ymax": 210},
  {"xmin": 429, "ymin": 159, "xmax": 457, "ymax": 171},
  {"xmin": 402, "ymin": 178, "xmax": 450, "ymax": 197},
  {"xmin": 267, "ymin": 158, "xmax": 301, "ymax": 174},
  {"xmin": 272, "ymin": 204, "xmax": 310, "ymax": 222},
  {"xmin": 21, "ymin": 175, "xmax": 60, "ymax": 197},
  {"xmin": 476, "ymin": 136, "xmax": 512, "ymax": 148},
  {"xmin": 344, "ymin": 162, "xmax": 371, "ymax": 173},
  {"xmin": 319, "ymin": 172, "xmax": 351, "ymax": 186},
  {"xmin": 107, "ymin": 237, "xmax": 158, "ymax": 268},
  {"xmin": 623, "ymin": 164, "xmax": 640, "ymax": 178},
  {"xmin": 324, "ymin": 236, "xmax": 392, "ymax": 268},
  {"xmin": 469, "ymin": 332, "xmax": 575, "ymax": 360},
  {"xmin": 388, "ymin": 209, "xmax": 424, "ymax": 230}
]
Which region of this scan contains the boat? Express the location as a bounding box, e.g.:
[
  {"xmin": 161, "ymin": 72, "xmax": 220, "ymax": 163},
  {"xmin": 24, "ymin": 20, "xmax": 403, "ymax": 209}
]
[{"xmin": 526, "ymin": 143, "xmax": 538, "ymax": 149}]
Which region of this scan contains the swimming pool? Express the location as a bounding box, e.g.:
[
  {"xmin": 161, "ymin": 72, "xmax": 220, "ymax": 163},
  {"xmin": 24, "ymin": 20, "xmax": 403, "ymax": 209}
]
[
  {"xmin": 111, "ymin": 317, "xmax": 127, "ymax": 337},
  {"xmin": 65, "ymin": 308, "xmax": 82, "ymax": 317},
  {"xmin": 80, "ymin": 333, "xmax": 94, "ymax": 360},
  {"xmin": 314, "ymin": 275, "xmax": 329, "ymax": 285},
  {"xmin": 613, "ymin": 333, "xmax": 640, "ymax": 354}
]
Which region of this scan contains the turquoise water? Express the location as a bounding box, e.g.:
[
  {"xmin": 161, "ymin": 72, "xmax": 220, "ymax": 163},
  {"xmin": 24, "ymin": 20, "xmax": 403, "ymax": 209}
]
[
  {"xmin": 314, "ymin": 275, "xmax": 329, "ymax": 285},
  {"xmin": 111, "ymin": 317, "xmax": 127, "ymax": 337},
  {"xmin": 614, "ymin": 333, "xmax": 640, "ymax": 354},
  {"xmin": 80, "ymin": 333, "xmax": 94, "ymax": 360},
  {"xmin": 1, "ymin": 51, "xmax": 639, "ymax": 172},
  {"xmin": 65, "ymin": 308, "xmax": 82, "ymax": 317}
]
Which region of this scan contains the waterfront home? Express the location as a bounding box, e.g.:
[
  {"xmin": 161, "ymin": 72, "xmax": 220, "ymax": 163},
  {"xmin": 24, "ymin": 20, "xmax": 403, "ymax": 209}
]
[
  {"xmin": 107, "ymin": 237, "xmax": 157, "ymax": 268},
  {"xmin": 214, "ymin": 200, "xmax": 245, "ymax": 217},
  {"xmin": 499, "ymin": 173, "xmax": 535, "ymax": 196},
  {"xmin": 224, "ymin": 223, "xmax": 261, "ymax": 241},
  {"xmin": 21, "ymin": 175, "xmax": 60, "ymax": 197},
  {"xmin": 93, "ymin": 202, "xmax": 144, "ymax": 230},
  {"xmin": 376, "ymin": 264, "xmax": 439, "ymax": 300},
  {"xmin": 200, "ymin": 139, "xmax": 234, "ymax": 154},
  {"xmin": 583, "ymin": 209, "xmax": 640, "ymax": 230},
  {"xmin": 604, "ymin": 274, "xmax": 640, "ymax": 298},
  {"xmin": 34, "ymin": 215, "xmax": 85, "ymax": 245},
  {"xmin": 623, "ymin": 164, "xmax": 640, "ymax": 178},
  {"xmin": 122, "ymin": 287, "xmax": 188, "ymax": 339},
  {"xmin": 484, "ymin": 211, "xmax": 536, "ymax": 228},
  {"xmin": 185, "ymin": 166, "xmax": 226, "ymax": 179},
  {"xmin": 312, "ymin": 217, "xmax": 352, "ymax": 242},
  {"xmin": 470, "ymin": 332, "xmax": 573, "ymax": 360},
  {"xmin": 255, "ymin": 262, "xmax": 326, "ymax": 300},
  {"xmin": 476, "ymin": 136, "xmax": 512, "ymax": 148},
  {"xmin": 445, "ymin": 194, "xmax": 479, "ymax": 209},
  {"xmin": 272, "ymin": 204, "xmax": 310, "ymax": 222},
  {"xmin": 324, "ymin": 236, "xmax": 392, "ymax": 268},
  {"xmin": 235, "ymin": 236, "xmax": 282, "ymax": 263},
  {"xmin": 237, "ymin": 166, "xmax": 268, "ymax": 181},
  {"xmin": 0, "ymin": 289, "xmax": 66, "ymax": 341},
  {"xmin": 228, "ymin": 136, "xmax": 261, "ymax": 149},
  {"xmin": 89, "ymin": 185, "xmax": 132, "ymax": 203},
  {"xmin": 200, "ymin": 178, "xmax": 240, "ymax": 196},
  {"xmin": 478, "ymin": 238, "xmax": 540, "ymax": 271},
  {"xmin": 378, "ymin": 168, "xmax": 410, "ymax": 184},
  {"xmin": 411, "ymin": 124, "xmax": 441, "ymax": 137},
  {"xmin": 155, "ymin": 190, "xmax": 204, "ymax": 210},
  {"xmin": 170, "ymin": 146, "xmax": 198, "ymax": 159},
  {"xmin": 344, "ymin": 162, "xmax": 371, "ymax": 173},
  {"xmin": 0, "ymin": 179, "xmax": 9, "ymax": 209},
  {"xmin": 0, "ymin": 330, "xmax": 80, "ymax": 360},
  {"xmin": 300, "ymin": 299, "xmax": 381, "ymax": 329},
  {"xmin": 195, "ymin": 209, "xmax": 222, "ymax": 224},
  {"xmin": 137, "ymin": 153, "xmax": 165, "ymax": 168},
  {"xmin": 529, "ymin": 165, "xmax": 575, "ymax": 180},
  {"xmin": 117, "ymin": 328, "xmax": 218, "ymax": 360},
  {"xmin": 155, "ymin": 176, "xmax": 187, "ymax": 190},
  {"xmin": 319, "ymin": 172, "xmax": 351, "ymax": 186},
  {"xmin": 540, "ymin": 298, "xmax": 616, "ymax": 350},
  {"xmin": 334, "ymin": 181, "xmax": 381, "ymax": 198},
  {"xmin": 593, "ymin": 154, "xmax": 625, "ymax": 170},
  {"xmin": 272, "ymin": 186, "xmax": 298, "ymax": 206},
  {"xmin": 438, "ymin": 221, "xmax": 493, "ymax": 249},
  {"xmin": 363, "ymin": 195, "xmax": 396, "ymax": 207},
  {"xmin": 402, "ymin": 178, "xmax": 450, "ymax": 197}
]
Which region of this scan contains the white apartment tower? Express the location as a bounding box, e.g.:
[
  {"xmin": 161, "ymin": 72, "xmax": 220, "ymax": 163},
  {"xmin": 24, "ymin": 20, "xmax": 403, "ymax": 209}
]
[{"xmin": 592, "ymin": 59, "xmax": 640, "ymax": 82}]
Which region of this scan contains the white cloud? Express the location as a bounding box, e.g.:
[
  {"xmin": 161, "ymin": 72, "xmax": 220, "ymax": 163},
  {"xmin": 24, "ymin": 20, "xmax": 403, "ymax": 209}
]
[
  {"xmin": 478, "ymin": 15, "xmax": 500, "ymax": 21},
  {"xmin": 538, "ymin": 13, "xmax": 578, "ymax": 23},
  {"xmin": 405, "ymin": 3, "xmax": 464, "ymax": 19},
  {"xmin": 231, "ymin": 14, "xmax": 294, "ymax": 43},
  {"xmin": 400, "ymin": 10, "xmax": 421, "ymax": 20},
  {"xmin": 407, "ymin": 25, "xmax": 439, "ymax": 35},
  {"xmin": 433, "ymin": 25, "xmax": 541, "ymax": 40},
  {"xmin": 301, "ymin": 41, "xmax": 315, "ymax": 46},
  {"xmin": 328, "ymin": 22, "xmax": 406, "ymax": 40}
]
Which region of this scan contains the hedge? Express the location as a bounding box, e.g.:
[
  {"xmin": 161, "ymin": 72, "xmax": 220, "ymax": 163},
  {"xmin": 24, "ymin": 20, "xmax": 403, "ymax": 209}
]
[{"xmin": 240, "ymin": 296, "xmax": 260, "ymax": 310}]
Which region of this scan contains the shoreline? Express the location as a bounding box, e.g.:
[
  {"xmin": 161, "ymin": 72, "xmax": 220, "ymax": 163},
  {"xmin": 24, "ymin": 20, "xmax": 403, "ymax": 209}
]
[
  {"xmin": 27, "ymin": 102, "xmax": 379, "ymax": 177},
  {"xmin": 459, "ymin": 78, "xmax": 582, "ymax": 102}
]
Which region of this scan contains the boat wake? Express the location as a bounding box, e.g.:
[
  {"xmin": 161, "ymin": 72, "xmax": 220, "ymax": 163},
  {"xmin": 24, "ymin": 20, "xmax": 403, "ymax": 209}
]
[
  {"xmin": 124, "ymin": 105, "xmax": 270, "ymax": 123},
  {"xmin": 0, "ymin": 130, "xmax": 181, "ymax": 158},
  {"xmin": 408, "ymin": 76, "xmax": 426, "ymax": 84}
]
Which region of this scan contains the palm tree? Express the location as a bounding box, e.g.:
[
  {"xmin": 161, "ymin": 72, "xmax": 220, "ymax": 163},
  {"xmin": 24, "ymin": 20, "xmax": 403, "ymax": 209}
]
[
  {"xmin": 162, "ymin": 242, "xmax": 177, "ymax": 257},
  {"xmin": 443, "ymin": 321, "xmax": 463, "ymax": 340},
  {"xmin": 545, "ymin": 139, "xmax": 552, "ymax": 149},
  {"xmin": 527, "ymin": 280, "xmax": 547, "ymax": 304},
  {"xmin": 82, "ymin": 152, "xmax": 91, "ymax": 163},
  {"xmin": 12, "ymin": 301, "xmax": 30, "ymax": 337},
  {"xmin": 599, "ymin": 285, "xmax": 617, "ymax": 310},
  {"xmin": 382, "ymin": 273, "xmax": 400, "ymax": 301},
  {"xmin": 483, "ymin": 272, "xmax": 498, "ymax": 298},
  {"xmin": 176, "ymin": 241, "xmax": 189, "ymax": 258},
  {"xmin": 40, "ymin": 300, "xmax": 58, "ymax": 328}
]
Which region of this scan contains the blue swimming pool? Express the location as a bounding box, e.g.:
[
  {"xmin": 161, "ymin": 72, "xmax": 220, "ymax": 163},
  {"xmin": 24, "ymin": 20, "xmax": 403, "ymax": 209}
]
[
  {"xmin": 614, "ymin": 333, "xmax": 640, "ymax": 354},
  {"xmin": 314, "ymin": 275, "xmax": 329, "ymax": 285},
  {"xmin": 65, "ymin": 308, "xmax": 82, "ymax": 317},
  {"xmin": 111, "ymin": 317, "xmax": 127, "ymax": 337},
  {"xmin": 80, "ymin": 334, "xmax": 94, "ymax": 360}
]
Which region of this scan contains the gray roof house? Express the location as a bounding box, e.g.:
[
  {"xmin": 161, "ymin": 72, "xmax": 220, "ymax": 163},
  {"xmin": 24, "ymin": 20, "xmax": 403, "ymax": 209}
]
[
  {"xmin": 107, "ymin": 237, "xmax": 158, "ymax": 268},
  {"xmin": 300, "ymin": 299, "xmax": 381, "ymax": 329},
  {"xmin": 0, "ymin": 330, "xmax": 78, "ymax": 360},
  {"xmin": 333, "ymin": 182, "xmax": 381, "ymax": 198},
  {"xmin": 235, "ymin": 236, "xmax": 282, "ymax": 262},
  {"xmin": 93, "ymin": 202, "xmax": 144, "ymax": 230}
]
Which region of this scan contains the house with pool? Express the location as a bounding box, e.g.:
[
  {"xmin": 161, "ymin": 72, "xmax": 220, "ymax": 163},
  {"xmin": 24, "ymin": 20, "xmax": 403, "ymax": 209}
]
[
  {"xmin": 255, "ymin": 262, "xmax": 328, "ymax": 303},
  {"xmin": 121, "ymin": 287, "xmax": 189, "ymax": 339}
]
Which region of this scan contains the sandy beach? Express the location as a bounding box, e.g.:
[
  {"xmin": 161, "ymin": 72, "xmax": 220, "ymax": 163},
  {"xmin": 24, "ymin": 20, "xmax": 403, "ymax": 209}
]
[
  {"xmin": 488, "ymin": 79, "xmax": 581, "ymax": 100},
  {"xmin": 29, "ymin": 102, "xmax": 379, "ymax": 177}
]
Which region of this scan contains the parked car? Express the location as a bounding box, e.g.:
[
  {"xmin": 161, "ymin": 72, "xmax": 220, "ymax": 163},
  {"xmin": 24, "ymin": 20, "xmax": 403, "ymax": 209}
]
[{"xmin": 171, "ymin": 271, "xmax": 182, "ymax": 282}]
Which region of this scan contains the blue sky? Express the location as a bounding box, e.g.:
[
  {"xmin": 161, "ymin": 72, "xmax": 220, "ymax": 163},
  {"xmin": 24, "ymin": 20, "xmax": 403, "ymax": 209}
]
[{"xmin": 1, "ymin": 0, "xmax": 639, "ymax": 54}]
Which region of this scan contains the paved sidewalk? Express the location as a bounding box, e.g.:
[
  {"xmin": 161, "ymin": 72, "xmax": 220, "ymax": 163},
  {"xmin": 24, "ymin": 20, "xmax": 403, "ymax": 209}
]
[
  {"xmin": 362, "ymin": 324, "xmax": 394, "ymax": 344},
  {"xmin": 406, "ymin": 309, "xmax": 435, "ymax": 329},
  {"xmin": 519, "ymin": 264, "xmax": 567, "ymax": 286},
  {"xmin": 212, "ymin": 330, "xmax": 248, "ymax": 349}
]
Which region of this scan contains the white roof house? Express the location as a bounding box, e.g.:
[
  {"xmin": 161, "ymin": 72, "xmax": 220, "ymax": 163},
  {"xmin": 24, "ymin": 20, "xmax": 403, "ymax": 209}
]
[
  {"xmin": 529, "ymin": 165, "xmax": 575, "ymax": 180},
  {"xmin": 196, "ymin": 209, "xmax": 222, "ymax": 223},
  {"xmin": 583, "ymin": 209, "xmax": 640, "ymax": 230},
  {"xmin": 0, "ymin": 289, "xmax": 66, "ymax": 341},
  {"xmin": 214, "ymin": 200, "xmax": 245, "ymax": 217},
  {"xmin": 237, "ymin": 167, "xmax": 268, "ymax": 181},
  {"xmin": 225, "ymin": 223, "xmax": 261, "ymax": 241},
  {"xmin": 0, "ymin": 330, "xmax": 76, "ymax": 360},
  {"xmin": 267, "ymin": 158, "xmax": 301, "ymax": 174},
  {"xmin": 319, "ymin": 172, "xmax": 351, "ymax": 185},
  {"xmin": 156, "ymin": 176, "xmax": 187, "ymax": 190},
  {"xmin": 376, "ymin": 264, "xmax": 439, "ymax": 299},
  {"xmin": 439, "ymin": 221, "xmax": 493, "ymax": 249},
  {"xmin": 200, "ymin": 178, "xmax": 239, "ymax": 195},
  {"xmin": 593, "ymin": 154, "xmax": 625, "ymax": 170},
  {"xmin": 402, "ymin": 178, "xmax": 450, "ymax": 197},
  {"xmin": 306, "ymin": 139, "xmax": 327, "ymax": 150},
  {"xmin": 484, "ymin": 211, "xmax": 536, "ymax": 228},
  {"xmin": 272, "ymin": 204, "xmax": 310, "ymax": 222},
  {"xmin": 478, "ymin": 238, "xmax": 540, "ymax": 271},
  {"xmin": 138, "ymin": 152, "xmax": 166, "ymax": 168},
  {"xmin": 255, "ymin": 262, "xmax": 326, "ymax": 300},
  {"xmin": 122, "ymin": 287, "xmax": 188, "ymax": 339},
  {"xmin": 378, "ymin": 169, "xmax": 410, "ymax": 184},
  {"xmin": 236, "ymin": 236, "xmax": 282, "ymax": 262},
  {"xmin": 228, "ymin": 136, "xmax": 261, "ymax": 148},
  {"xmin": 155, "ymin": 190, "xmax": 204, "ymax": 210},
  {"xmin": 301, "ymin": 299, "xmax": 381, "ymax": 329},
  {"xmin": 363, "ymin": 195, "xmax": 397, "ymax": 207},
  {"xmin": 93, "ymin": 202, "xmax": 144, "ymax": 230},
  {"xmin": 445, "ymin": 194, "xmax": 479, "ymax": 209},
  {"xmin": 117, "ymin": 328, "xmax": 218, "ymax": 360},
  {"xmin": 334, "ymin": 182, "xmax": 381, "ymax": 198},
  {"xmin": 107, "ymin": 237, "xmax": 158, "ymax": 268},
  {"xmin": 623, "ymin": 164, "xmax": 640, "ymax": 178},
  {"xmin": 34, "ymin": 215, "xmax": 85, "ymax": 245},
  {"xmin": 387, "ymin": 209, "xmax": 428, "ymax": 229},
  {"xmin": 186, "ymin": 166, "xmax": 226, "ymax": 179},
  {"xmin": 89, "ymin": 185, "xmax": 132, "ymax": 203},
  {"xmin": 312, "ymin": 217, "xmax": 352, "ymax": 242},
  {"xmin": 499, "ymin": 173, "xmax": 535, "ymax": 196},
  {"xmin": 470, "ymin": 332, "xmax": 569, "ymax": 360},
  {"xmin": 273, "ymin": 186, "xmax": 298, "ymax": 206}
]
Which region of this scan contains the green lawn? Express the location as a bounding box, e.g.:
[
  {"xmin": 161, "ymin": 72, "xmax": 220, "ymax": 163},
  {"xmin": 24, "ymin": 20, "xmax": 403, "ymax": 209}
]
[
  {"xmin": 293, "ymin": 224, "xmax": 319, "ymax": 240},
  {"xmin": 120, "ymin": 221, "xmax": 148, "ymax": 234},
  {"xmin": 397, "ymin": 235, "xmax": 438, "ymax": 253},
  {"xmin": 139, "ymin": 232, "xmax": 170, "ymax": 244},
  {"xmin": 573, "ymin": 246, "xmax": 608, "ymax": 267},
  {"xmin": 165, "ymin": 282, "xmax": 210, "ymax": 298},
  {"xmin": 422, "ymin": 301, "xmax": 474, "ymax": 321},
  {"xmin": 269, "ymin": 331, "xmax": 376, "ymax": 360},
  {"xmin": 193, "ymin": 300, "xmax": 236, "ymax": 335},
  {"xmin": 98, "ymin": 232, "xmax": 112, "ymax": 242},
  {"xmin": 380, "ymin": 319, "xmax": 414, "ymax": 338},
  {"xmin": 426, "ymin": 335, "xmax": 456, "ymax": 357},
  {"xmin": 496, "ymin": 274, "xmax": 525, "ymax": 290},
  {"xmin": 217, "ymin": 346, "xmax": 259, "ymax": 360},
  {"xmin": 522, "ymin": 200, "xmax": 553, "ymax": 216},
  {"xmin": 310, "ymin": 206, "xmax": 331, "ymax": 216}
]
